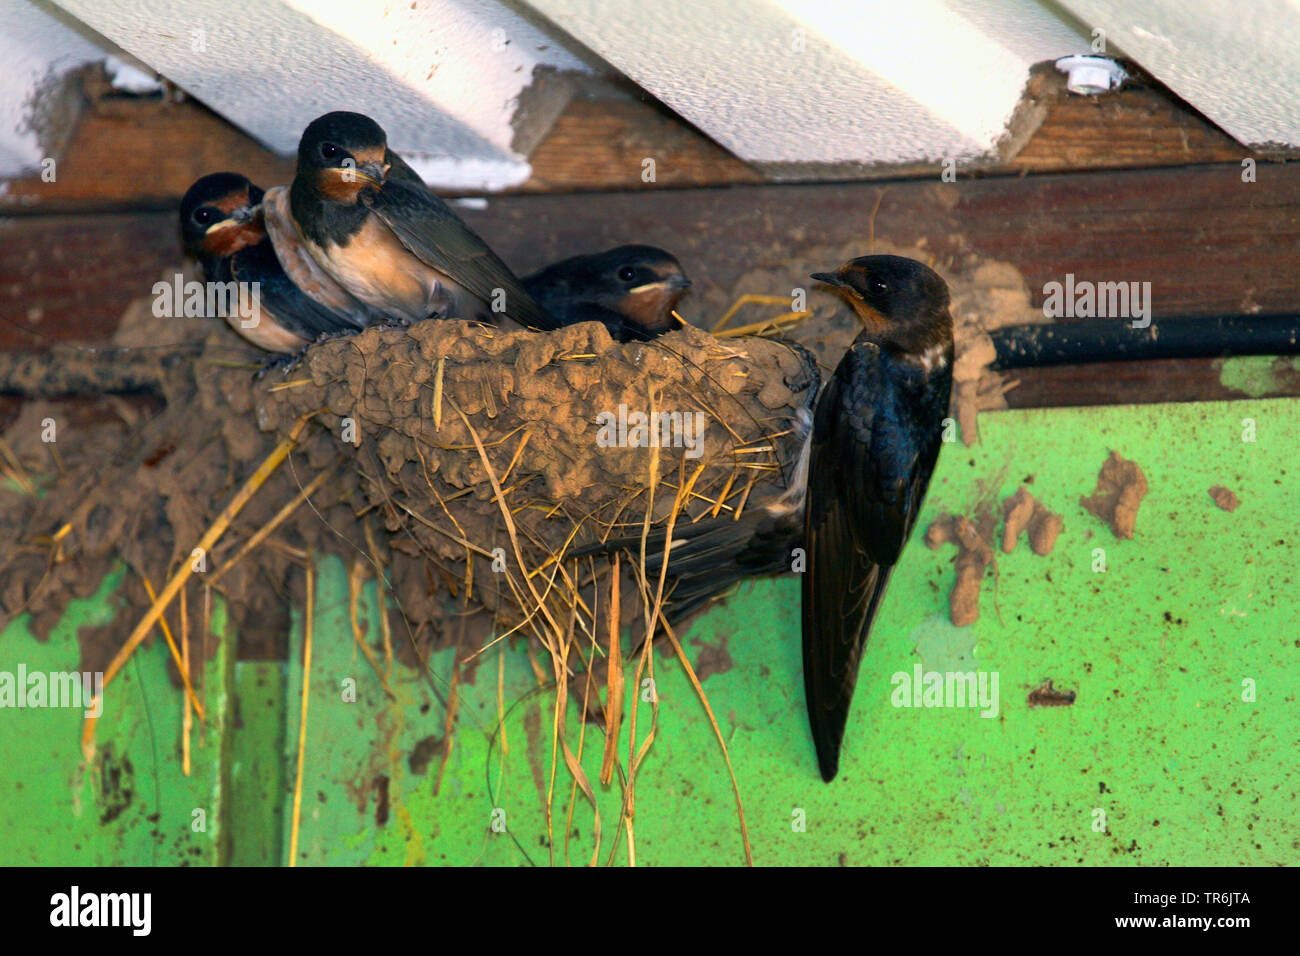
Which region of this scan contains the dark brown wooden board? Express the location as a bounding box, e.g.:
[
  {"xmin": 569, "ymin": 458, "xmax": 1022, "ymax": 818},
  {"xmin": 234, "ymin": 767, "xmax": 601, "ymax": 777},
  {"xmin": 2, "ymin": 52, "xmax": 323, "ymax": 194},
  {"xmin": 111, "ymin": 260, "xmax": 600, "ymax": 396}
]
[
  {"xmin": 2, "ymin": 162, "xmax": 1297, "ymax": 407},
  {"xmin": 1005, "ymin": 356, "xmax": 1300, "ymax": 407},
  {"xmin": 473, "ymin": 162, "xmax": 1300, "ymax": 321},
  {"xmin": 0, "ymin": 212, "xmax": 175, "ymax": 350}
]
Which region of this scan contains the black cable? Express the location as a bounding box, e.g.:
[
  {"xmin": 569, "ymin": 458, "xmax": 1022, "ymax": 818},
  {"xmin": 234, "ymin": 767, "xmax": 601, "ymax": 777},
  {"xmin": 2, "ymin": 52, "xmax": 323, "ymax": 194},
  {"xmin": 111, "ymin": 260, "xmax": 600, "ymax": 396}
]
[{"xmin": 988, "ymin": 313, "xmax": 1300, "ymax": 370}]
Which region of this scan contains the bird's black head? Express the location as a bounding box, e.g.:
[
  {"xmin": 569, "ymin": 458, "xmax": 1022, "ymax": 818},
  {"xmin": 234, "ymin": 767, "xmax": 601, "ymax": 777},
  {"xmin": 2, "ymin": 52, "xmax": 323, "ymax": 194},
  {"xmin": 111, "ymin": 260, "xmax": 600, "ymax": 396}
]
[
  {"xmin": 573, "ymin": 245, "xmax": 691, "ymax": 335},
  {"xmin": 812, "ymin": 255, "xmax": 953, "ymax": 360},
  {"xmin": 179, "ymin": 172, "xmax": 265, "ymax": 261},
  {"xmin": 605, "ymin": 244, "xmax": 690, "ymax": 294},
  {"xmin": 295, "ymin": 111, "xmax": 392, "ymax": 204}
]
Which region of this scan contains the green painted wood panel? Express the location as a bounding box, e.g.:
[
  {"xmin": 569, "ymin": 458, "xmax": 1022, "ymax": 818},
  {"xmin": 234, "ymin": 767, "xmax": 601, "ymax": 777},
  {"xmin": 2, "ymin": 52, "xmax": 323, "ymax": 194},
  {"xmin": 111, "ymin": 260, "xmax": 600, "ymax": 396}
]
[{"xmin": 3, "ymin": 398, "xmax": 1296, "ymax": 865}]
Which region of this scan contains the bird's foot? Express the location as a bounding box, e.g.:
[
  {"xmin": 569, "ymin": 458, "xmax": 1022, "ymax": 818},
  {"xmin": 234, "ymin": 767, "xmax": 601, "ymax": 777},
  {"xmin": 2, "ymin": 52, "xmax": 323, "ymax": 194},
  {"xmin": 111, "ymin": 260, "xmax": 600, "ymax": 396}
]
[
  {"xmin": 254, "ymin": 347, "xmax": 308, "ymax": 380},
  {"xmin": 312, "ymin": 329, "xmax": 363, "ymax": 345}
]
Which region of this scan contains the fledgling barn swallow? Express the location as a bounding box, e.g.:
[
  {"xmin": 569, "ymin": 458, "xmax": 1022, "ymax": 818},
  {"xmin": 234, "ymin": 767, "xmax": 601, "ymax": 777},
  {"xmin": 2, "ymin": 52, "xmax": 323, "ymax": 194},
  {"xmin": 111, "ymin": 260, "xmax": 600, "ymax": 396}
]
[
  {"xmin": 180, "ymin": 172, "xmax": 365, "ymax": 353},
  {"xmin": 260, "ymin": 182, "xmax": 385, "ymax": 330},
  {"xmin": 522, "ymin": 245, "xmax": 691, "ymax": 342},
  {"xmin": 803, "ymin": 255, "xmax": 954, "ymax": 781},
  {"xmin": 287, "ymin": 111, "xmax": 559, "ymax": 330}
]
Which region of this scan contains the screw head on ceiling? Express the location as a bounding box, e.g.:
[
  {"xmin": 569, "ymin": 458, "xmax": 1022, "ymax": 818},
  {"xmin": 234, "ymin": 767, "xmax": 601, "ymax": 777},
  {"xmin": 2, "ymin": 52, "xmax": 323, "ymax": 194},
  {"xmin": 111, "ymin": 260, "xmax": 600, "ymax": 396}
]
[{"xmin": 1054, "ymin": 55, "xmax": 1128, "ymax": 95}]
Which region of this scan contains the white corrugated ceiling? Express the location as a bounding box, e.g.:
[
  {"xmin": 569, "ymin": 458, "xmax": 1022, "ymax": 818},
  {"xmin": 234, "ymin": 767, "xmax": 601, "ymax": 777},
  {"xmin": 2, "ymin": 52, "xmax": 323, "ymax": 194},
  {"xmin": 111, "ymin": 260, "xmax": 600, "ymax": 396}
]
[{"xmin": 2, "ymin": 0, "xmax": 1295, "ymax": 187}]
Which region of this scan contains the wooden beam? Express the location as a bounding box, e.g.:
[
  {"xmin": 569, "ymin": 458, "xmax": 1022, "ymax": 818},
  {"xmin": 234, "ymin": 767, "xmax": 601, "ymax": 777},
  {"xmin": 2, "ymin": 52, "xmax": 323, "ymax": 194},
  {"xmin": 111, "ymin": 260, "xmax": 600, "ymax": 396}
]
[
  {"xmin": 474, "ymin": 163, "xmax": 1298, "ymax": 321},
  {"xmin": 518, "ymin": 96, "xmax": 762, "ymax": 192},
  {"xmin": 2, "ymin": 163, "xmax": 1296, "ymax": 406},
  {"xmin": 1007, "ymin": 66, "xmax": 1248, "ymax": 173},
  {"xmin": 1003, "ymin": 357, "xmax": 1300, "ymax": 408},
  {"xmin": 1, "ymin": 93, "xmax": 292, "ymax": 215}
]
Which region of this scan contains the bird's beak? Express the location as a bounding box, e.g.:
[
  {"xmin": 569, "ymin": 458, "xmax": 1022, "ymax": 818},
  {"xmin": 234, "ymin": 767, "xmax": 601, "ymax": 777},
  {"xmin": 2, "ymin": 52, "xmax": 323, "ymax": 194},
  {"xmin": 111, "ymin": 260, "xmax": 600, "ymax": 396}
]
[
  {"xmin": 814, "ymin": 270, "xmax": 887, "ymax": 332},
  {"xmin": 353, "ymin": 161, "xmax": 389, "ymax": 187},
  {"xmin": 630, "ymin": 274, "xmax": 692, "ymax": 294},
  {"xmin": 206, "ymin": 206, "xmax": 255, "ymax": 233}
]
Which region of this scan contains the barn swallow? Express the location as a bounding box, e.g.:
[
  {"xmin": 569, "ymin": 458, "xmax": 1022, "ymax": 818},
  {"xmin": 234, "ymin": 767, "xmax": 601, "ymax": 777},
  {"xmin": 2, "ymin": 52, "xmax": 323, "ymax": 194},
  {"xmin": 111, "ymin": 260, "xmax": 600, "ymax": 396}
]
[
  {"xmin": 260, "ymin": 183, "xmax": 385, "ymax": 330},
  {"xmin": 568, "ymin": 258, "xmax": 951, "ymax": 781},
  {"xmin": 803, "ymin": 255, "xmax": 954, "ymax": 781},
  {"xmin": 287, "ymin": 111, "xmax": 559, "ymax": 330},
  {"xmin": 522, "ymin": 245, "xmax": 691, "ymax": 341},
  {"xmin": 180, "ymin": 172, "xmax": 365, "ymax": 353}
]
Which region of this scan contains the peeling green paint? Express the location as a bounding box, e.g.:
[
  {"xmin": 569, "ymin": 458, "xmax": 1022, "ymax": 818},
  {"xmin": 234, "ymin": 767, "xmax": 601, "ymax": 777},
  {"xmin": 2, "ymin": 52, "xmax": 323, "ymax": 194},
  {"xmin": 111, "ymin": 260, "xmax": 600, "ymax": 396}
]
[
  {"xmin": 3, "ymin": 399, "xmax": 1297, "ymax": 865},
  {"xmin": 911, "ymin": 614, "xmax": 979, "ymax": 672},
  {"xmin": 0, "ymin": 570, "xmax": 234, "ymax": 865},
  {"xmin": 1217, "ymin": 355, "xmax": 1300, "ymax": 397}
]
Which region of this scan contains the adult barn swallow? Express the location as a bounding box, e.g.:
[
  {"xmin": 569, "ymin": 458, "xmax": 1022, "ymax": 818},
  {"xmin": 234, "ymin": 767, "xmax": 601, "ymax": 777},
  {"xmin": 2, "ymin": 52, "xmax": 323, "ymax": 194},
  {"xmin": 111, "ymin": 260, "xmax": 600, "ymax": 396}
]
[
  {"xmin": 522, "ymin": 245, "xmax": 691, "ymax": 341},
  {"xmin": 180, "ymin": 172, "xmax": 364, "ymax": 353},
  {"xmin": 287, "ymin": 111, "xmax": 559, "ymax": 330},
  {"xmin": 803, "ymin": 255, "xmax": 954, "ymax": 781},
  {"xmin": 569, "ymin": 258, "xmax": 951, "ymax": 781}
]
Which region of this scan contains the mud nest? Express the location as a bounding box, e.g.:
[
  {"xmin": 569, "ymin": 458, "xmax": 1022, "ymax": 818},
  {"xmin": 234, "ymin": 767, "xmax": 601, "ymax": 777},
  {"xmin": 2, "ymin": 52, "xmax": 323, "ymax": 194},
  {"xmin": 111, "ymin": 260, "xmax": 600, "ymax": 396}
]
[
  {"xmin": 0, "ymin": 313, "xmax": 816, "ymax": 678},
  {"xmin": 3, "ymin": 237, "xmax": 1027, "ymax": 681}
]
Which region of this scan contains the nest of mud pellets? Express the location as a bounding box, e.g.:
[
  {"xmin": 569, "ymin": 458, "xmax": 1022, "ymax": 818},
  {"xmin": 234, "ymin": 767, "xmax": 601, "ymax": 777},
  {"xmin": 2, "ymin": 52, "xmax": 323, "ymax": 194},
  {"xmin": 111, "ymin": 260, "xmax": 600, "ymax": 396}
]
[{"xmin": 0, "ymin": 316, "xmax": 818, "ymax": 683}]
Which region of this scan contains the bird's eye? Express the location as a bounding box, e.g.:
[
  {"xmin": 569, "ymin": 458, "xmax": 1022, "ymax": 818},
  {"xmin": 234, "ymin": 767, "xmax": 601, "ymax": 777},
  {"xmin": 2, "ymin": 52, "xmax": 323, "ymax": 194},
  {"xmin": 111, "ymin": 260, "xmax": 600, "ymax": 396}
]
[
  {"xmin": 618, "ymin": 266, "xmax": 637, "ymax": 282},
  {"xmin": 193, "ymin": 207, "xmax": 214, "ymax": 226},
  {"xmin": 320, "ymin": 142, "xmax": 340, "ymax": 160},
  {"xmin": 867, "ymin": 276, "xmax": 889, "ymax": 296}
]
